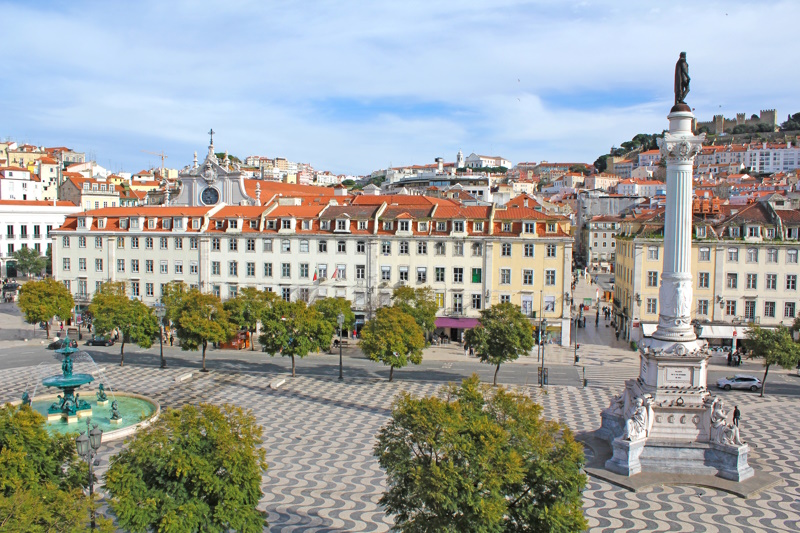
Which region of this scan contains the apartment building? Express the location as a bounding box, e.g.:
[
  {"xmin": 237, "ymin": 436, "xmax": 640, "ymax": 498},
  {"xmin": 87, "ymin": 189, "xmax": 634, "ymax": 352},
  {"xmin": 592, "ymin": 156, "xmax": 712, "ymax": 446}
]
[
  {"xmin": 583, "ymin": 215, "xmax": 621, "ymax": 270},
  {"xmin": 613, "ymin": 200, "xmax": 800, "ymax": 347},
  {"xmin": 52, "ymin": 195, "xmax": 574, "ymax": 344},
  {"xmin": 59, "ymin": 176, "xmax": 121, "ymax": 211},
  {"xmin": 0, "ymin": 166, "xmax": 43, "ymax": 201}
]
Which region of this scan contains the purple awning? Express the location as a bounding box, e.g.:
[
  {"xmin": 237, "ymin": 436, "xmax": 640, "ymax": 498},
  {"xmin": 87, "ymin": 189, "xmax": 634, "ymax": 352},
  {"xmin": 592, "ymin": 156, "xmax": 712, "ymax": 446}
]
[{"xmin": 435, "ymin": 317, "xmax": 480, "ymax": 329}]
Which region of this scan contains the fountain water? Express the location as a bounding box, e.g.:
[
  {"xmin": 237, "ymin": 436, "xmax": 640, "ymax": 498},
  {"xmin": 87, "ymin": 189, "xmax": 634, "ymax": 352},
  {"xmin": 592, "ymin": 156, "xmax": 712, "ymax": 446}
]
[{"xmin": 41, "ymin": 346, "xmax": 95, "ymax": 422}]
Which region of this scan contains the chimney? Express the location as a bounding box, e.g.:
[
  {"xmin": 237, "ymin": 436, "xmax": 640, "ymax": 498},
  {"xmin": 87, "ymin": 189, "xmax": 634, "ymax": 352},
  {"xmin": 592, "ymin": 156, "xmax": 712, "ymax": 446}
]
[{"xmin": 436, "ymin": 157, "xmax": 444, "ymax": 173}]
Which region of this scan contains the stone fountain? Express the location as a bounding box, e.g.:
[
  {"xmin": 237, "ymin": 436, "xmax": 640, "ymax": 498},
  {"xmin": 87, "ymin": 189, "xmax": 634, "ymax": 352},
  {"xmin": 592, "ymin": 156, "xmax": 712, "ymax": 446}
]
[{"xmin": 42, "ymin": 345, "xmax": 95, "ymax": 423}]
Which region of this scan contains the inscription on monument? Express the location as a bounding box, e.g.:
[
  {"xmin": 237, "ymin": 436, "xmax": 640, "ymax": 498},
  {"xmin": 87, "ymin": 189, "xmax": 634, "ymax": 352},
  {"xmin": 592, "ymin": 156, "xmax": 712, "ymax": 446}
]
[{"xmin": 665, "ymin": 367, "xmax": 692, "ymax": 385}]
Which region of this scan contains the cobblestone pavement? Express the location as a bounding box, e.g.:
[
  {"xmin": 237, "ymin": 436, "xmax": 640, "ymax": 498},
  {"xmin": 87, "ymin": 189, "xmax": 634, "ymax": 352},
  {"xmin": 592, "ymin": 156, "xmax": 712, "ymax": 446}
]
[{"xmin": 2, "ymin": 355, "xmax": 800, "ymax": 533}]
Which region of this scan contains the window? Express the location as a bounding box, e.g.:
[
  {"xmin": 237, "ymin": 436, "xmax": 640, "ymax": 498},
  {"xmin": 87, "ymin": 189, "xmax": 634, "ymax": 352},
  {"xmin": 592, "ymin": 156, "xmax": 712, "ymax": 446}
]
[
  {"xmin": 696, "ymin": 226, "xmax": 706, "ymax": 238},
  {"xmin": 399, "ymin": 267, "xmax": 408, "ymax": 282},
  {"xmin": 697, "ymin": 299, "xmax": 709, "ymax": 315},
  {"xmin": 399, "ymin": 220, "xmax": 410, "ymax": 232},
  {"xmin": 302, "ymin": 220, "xmax": 311, "ymax": 230},
  {"xmin": 453, "ymin": 221, "xmax": 464, "ymax": 232},
  {"xmin": 357, "ymin": 265, "xmax": 366, "ymax": 280},
  {"xmin": 436, "ymin": 221, "xmax": 446, "ymax": 232},
  {"xmin": 698, "ymin": 272, "xmax": 710, "ymax": 289},
  {"xmin": 299, "ymin": 263, "xmax": 309, "ymax": 278},
  {"xmin": 472, "ymin": 293, "xmax": 482, "ymax": 310},
  {"xmin": 282, "ymin": 288, "xmax": 291, "ymax": 302},
  {"xmin": 62, "ymin": 236, "xmax": 70, "ymax": 248},
  {"xmin": 766, "ymin": 274, "xmax": 777, "ymax": 289},
  {"xmin": 358, "ymin": 220, "xmax": 368, "ymax": 230},
  {"xmin": 381, "ymin": 266, "xmax": 391, "ymax": 281},
  {"xmin": 500, "ymin": 294, "xmax": 511, "ymax": 303},
  {"xmin": 281, "ymin": 263, "xmax": 291, "ymax": 277},
  {"xmin": 116, "ymin": 236, "xmax": 125, "ymax": 249},
  {"xmin": 501, "ymin": 243, "xmax": 511, "ymax": 257},
  {"xmin": 648, "ymin": 246, "xmax": 659, "ymax": 260},
  {"xmin": 452, "ymin": 294, "xmax": 463, "ymax": 314},
  {"xmin": 263, "ymin": 239, "xmax": 273, "ymax": 252},
  {"xmin": 357, "ymin": 241, "xmax": 366, "ymax": 253},
  {"xmin": 281, "ymin": 239, "xmax": 290, "ymax": 252},
  {"xmin": 546, "ymin": 223, "xmax": 556, "ymax": 233},
  {"xmin": 435, "ymin": 292, "xmax": 445, "ymax": 308},
  {"xmin": 473, "ymin": 221, "xmax": 484, "ymax": 232},
  {"xmin": 767, "ymin": 248, "xmax": 778, "ymax": 263},
  {"xmin": 748, "ymin": 226, "xmax": 759, "ymax": 238},
  {"xmin": 743, "ymin": 300, "xmax": 756, "ymax": 320},
  {"xmin": 160, "ymin": 261, "xmax": 168, "ymax": 274},
  {"xmin": 190, "ymin": 237, "xmax": 198, "ymax": 250},
  {"xmin": 337, "ymin": 240, "xmax": 347, "ymax": 253},
  {"xmin": 522, "ymin": 270, "xmax": 533, "ymax": 285},
  {"xmin": 264, "ymin": 263, "xmax": 273, "ymax": 277},
  {"xmin": 435, "ymin": 267, "xmax": 445, "ymax": 282},
  {"xmin": 190, "ymin": 261, "xmax": 198, "ymax": 274},
  {"xmin": 746, "ymin": 274, "xmax": 758, "ymax": 290},
  {"xmin": 248, "ymin": 219, "xmax": 258, "ymax": 230},
  {"xmin": 500, "ymin": 268, "xmax": 511, "ymax": 284},
  {"xmin": 145, "ymin": 283, "xmax": 154, "ymax": 297},
  {"xmin": 317, "ymin": 264, "xmax": 327, "ymax": 279},
  {"xmin": 523, "ymin": 222, "xmax": 535, "ymax": 233},
  {"xmin": 116, "ymin": 259, "xmax": 125, "ymax": 272},
  {"xmin": 729, "ymin": 226, "xmax": 740, "ymax": 238},
  {"xmin": 229, "ymin": 261, "xmax": 238, "ymax": 276},
  {"xmin": 788, "ymin": 250, "xmax": 798, "ymax": 264},
  {"xmin": 145, "ymin": 260, "xmax": 153, "ymax": 273},
  {"xmin": 172, "ymin": 237, "xmax": 182, "ymax": 250},
  {"xmin": 63, "ymin": 258, "xmax": 70, "ymax": 271},
  {"xmin": 471, "ymin": 268, "xmax": 482, "ymax": 283},
  {"xmin": 646, "ymin": 298, "xmax": 657, "ymax": 314},
  {"xmin": 453, "ymin": 267, "xmax": 463, "ymax": 283},
  {"xmin": 727, "ymin": 248, "xmax": 739, "ymax": 262},
  {"xmin": 746, "ymin": 248, "xmax": 758, "ymax": 262},
  {"xmin": 725, "ymin": 300, "xmax": 736, "ymax": 316},
  {"xmin": 131, "ymin": 282, "xmax": 140, "ymax": 297},
  {"xmin": 399, "ymin": 241, "xmax": 409, "ymax": 254},
  {"xmin": 299, "ymin": 240, "xmax": 309, "ymax": 253},
  {"xmin": 175, "ymin": 261, "xmax": 183, "ymax": 274},
  {"xmin": 524, "ymin": 243, "xmax": 534, "ymax": 257},
  {"xmin": 79, "ymin": 258, "xmax": 86, "ymax": 271},
  {"xmin": 211, "ymin": 238, "xmax": 219, "ymax": 251},
  {"xmin": 416, "ymin": 267, "xmax": 426, "ymax": 283},
  {"xmin": 471, "ymin": 243, "xmax": 482, "ymax": 256},
  {"xmin": 454, "ymin": 242, "xmax": 464, "ymax": 256},
  {"xmin": 211, "ymin": 261, "xmax": 220, "ymax": 275},
  {"xmin": 699, "ymin": 247, "xmax": 710, "ymax": 261},
  {"xmin": 160, "ymin": 237, "xmax": 168, "ymax": 250},
  {"xmin": 225, "ymin": 238, "xmax": 236, "ymax": 252},
  {"xmin": 382, "ymin": 221, "xmax": 392, "ymax": 231},
  {"xmin": 546, "ymin": 244, "xmax": 556, "ymax": 258},
  {"xmin": 786, "ymin": 302, "xmax": 796, "ymax": 318},
  {"xmin": 787, "ymin": 274, "xmax": 797, "ymax": 291},
  {"xmin": 315, "ymin": 240, "xmax": 327, "ymax": 253},
  {"xmin": 282, "ymin": 219, "xmax": 292, "ymax": 230},
  {"xmin": 435, "ymin": 242, "xmax": 446, "ymax": 255},
  {"xmin": 726, "ymin": 273, "xmax": 738, "ymax": 289},
  {"xmin": 764, "ymin": 301, "xmax": 776, "ymax": 318},
  {"xmin": 95, "ymin": 259, "xmax": 103, "ymax": 272},
  {"xmin": 545, "ymin": 270, "xmax": 556, "ymax": 286},
  {"xmin": 381, "ymin": 241, "xmax": 391, "ymax": 254},
  {"xmin": 766, "ymin": 228, "xmax": 775, "ymax": 239},
  {"xmin": 417, "ymin": 241, "xmax": 427, "ymax": 255},
  {"xmin": 647, "ymin": 271, "xmax": 659, "ymax": 287},
  {"xmin": 246, "ymin": 238, "xmax": 256, "ymax": 252},
  {"xmin": 95, "ymin": 237, "xmax": 103, "ymax": 249}
]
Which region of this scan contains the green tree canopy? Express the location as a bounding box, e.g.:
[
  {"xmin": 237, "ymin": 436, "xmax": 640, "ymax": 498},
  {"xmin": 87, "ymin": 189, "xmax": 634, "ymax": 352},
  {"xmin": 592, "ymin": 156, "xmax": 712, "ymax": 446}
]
[
  {"xmin": 10, "ymin": 247, "xmax": 47, "ymax": 278},
  {"xmin": 744, "ymin": 325, "xmax": 800, "ymax": 396},
  {"xmin": 172, "ymin": 288, "xmax": 237, "ymax": 372},
  {"xmin": 161, "ymin": 281, "xmax": 190, "ymax": 325},
  {"xmin": 360, "ymin": 307, "xmax": 424, "ymax": 381},
  {"xmin": 464, "ymin": 302, "xmax": 534, "ymax": 385},
  {"xmin": 89, "ymin": 282, "xmax": 159, "ymax": 366},
  {"xmin": 259, "ymin": 299, "xmax": 333, "ymax": 377},
  {"xmin": 391, "ymin": 286, "xmax": 437, "ymax": 337},
  {"xmin": 104, "ymin": 403, "xmax": 268, "ymax": 533},
  {"xmin": 780, "ymin": 112, "xmax": 800, "ymax": 131},
  {"xmin": 17, "ymin": 278, "xmax": 74, "ymax": 338},
  {"xmin": 224, "ymin": 287, "xmax": 278, "ymax": 351},
  {"xmin": 374, "ymin": 375, "xmax": 587, "ymax": 532},
  {"xmin": 0, "ymin": 405, "xmax": 112, "ymax": 532},
  {"xmin": 311, "ymin": 296, "xmax": 355, "ymax": 335}
]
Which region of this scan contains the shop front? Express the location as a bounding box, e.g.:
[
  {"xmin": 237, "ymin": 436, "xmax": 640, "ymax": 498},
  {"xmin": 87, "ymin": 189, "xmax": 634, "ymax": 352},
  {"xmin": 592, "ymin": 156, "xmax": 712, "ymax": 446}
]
[{"xmin": 434, "ymin": 317, "xmax": 480, "ymax": 344}]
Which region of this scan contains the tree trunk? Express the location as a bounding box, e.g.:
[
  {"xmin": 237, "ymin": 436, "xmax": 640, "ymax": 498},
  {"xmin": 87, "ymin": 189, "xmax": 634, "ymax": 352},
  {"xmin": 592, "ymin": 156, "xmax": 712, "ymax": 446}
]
[
  {"xmin": 45, "ymin": 322, "xmax": 50, "ymax": 339},
  {"xmin": 494, "ymin": 363, "xmax": 500, "ymax": 386},
  {"xmin": 389, "ymin": 366, "xmax": 394, "ymax": 382},
  {"xmin": 119, "ymin": 340, "xmax": 125, "ymax": 367},
  {"xmin": 250, "ymin": 328, "xmax": 255, "ymax": 351},
  {"xmin": 201, "ymin": 340, "xmax": 208, "ymax": 372},
  {"xmin": 291, "ymin": 354, "xmax": 296, "ymax": 377},
  {"xmin": 761, "ymin": 363, "xmax": 770, "ymax": 397}
]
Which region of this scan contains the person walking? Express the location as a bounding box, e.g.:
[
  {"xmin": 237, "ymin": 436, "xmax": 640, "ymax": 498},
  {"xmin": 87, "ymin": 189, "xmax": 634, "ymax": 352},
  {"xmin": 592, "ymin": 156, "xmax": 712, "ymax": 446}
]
[{"xmin": 733, "ymin": 406, "xmax": 741, "ymax": 427}]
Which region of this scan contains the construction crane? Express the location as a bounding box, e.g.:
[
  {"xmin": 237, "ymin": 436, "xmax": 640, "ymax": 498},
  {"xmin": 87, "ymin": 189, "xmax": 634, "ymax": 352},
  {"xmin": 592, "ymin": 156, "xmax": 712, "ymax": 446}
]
[{"xmin": 141, "ymin": 150, "xmax": 168, "ymax": 180}]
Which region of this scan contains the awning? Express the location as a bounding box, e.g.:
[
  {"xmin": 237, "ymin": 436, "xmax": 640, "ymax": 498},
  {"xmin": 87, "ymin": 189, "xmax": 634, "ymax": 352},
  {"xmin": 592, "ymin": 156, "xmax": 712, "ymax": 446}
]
[
  {"xmin": 697, "ymin": 325, "xmax": 752, "ymax": 339},
  {"xmin": 641, "ymin": 323, "xmax": 658, "ymax": 337},
  {"xmin": 435, "ymin": 317, "xmax": 480, "ymax": 329}
]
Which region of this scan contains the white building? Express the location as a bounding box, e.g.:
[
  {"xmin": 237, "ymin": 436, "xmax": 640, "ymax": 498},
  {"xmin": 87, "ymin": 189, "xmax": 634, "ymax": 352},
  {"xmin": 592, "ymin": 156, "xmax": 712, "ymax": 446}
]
[
  {"xmin": 464, "ymin": 153, "xmax": 511, "ymax": 169},
  {"xmin": 0, "ymin": 167, "xmax": 44, "ymax": 201}
]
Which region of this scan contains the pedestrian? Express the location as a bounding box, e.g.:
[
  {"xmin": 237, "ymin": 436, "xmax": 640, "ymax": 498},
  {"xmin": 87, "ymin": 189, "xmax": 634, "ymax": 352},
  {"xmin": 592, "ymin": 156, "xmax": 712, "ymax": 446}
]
[
  {"xmin": 615, "ymin": 329, "xmax": 620, "ymax": 341},
  {"xmin": 469, "ymin": 346, "xmax": 474, "ymax": 357},
  {"xmin": 464, "ymin": 345, "xmax": 469, "ymax": 357},
  {"xmin": 595, "ymin": 314, "xmax": 599, "ymax": 327},
  {"xmin": 169, "ymin": 334, "xmax": 174, "ymax": 346},
  {"xmin": 727, "ymin": 352, "xmax": 732, "ymax": 366},
  {"xmin": 60, "ymin": 322, "xmax": 64, "ymax": 332},
  {"xmin": 733, "ymin": 406, "xmax": 741, "ymax": 427},
  {"xmin": 736, "ymin": 353, "xmax": 742, "ymax": 366}
]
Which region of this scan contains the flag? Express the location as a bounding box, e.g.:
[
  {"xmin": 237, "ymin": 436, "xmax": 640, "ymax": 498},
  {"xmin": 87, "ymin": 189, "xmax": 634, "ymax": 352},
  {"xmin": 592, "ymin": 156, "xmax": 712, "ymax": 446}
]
[
  {"xmin": 313, "ymin": 268, "xmax": 318, "ymax": 281},
  {"xmin": 331, "ymin": 268, "xmax": 337, "ymax": 280}
]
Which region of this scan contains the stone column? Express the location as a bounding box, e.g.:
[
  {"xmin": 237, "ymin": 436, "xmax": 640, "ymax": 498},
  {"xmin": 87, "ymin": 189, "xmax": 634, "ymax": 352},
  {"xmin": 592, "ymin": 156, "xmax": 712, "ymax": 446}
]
[{"xmin": 653, "ymin": 109, "xmax": 704, "ymax": 342}]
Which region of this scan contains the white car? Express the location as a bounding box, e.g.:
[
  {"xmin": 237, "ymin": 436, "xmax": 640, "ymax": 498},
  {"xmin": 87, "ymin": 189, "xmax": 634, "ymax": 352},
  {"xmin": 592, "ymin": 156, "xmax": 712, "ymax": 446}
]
[{"xmin": 716, "ymin": 375, "xmax": 762, "ymax": 392}]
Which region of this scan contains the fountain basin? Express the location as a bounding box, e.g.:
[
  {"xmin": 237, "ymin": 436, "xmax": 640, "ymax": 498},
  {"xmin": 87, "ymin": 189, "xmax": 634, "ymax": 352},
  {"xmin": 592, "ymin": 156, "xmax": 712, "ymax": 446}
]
[{"xmin": 41, "ymin": 373, "xmax": 95, "ymax": 388}]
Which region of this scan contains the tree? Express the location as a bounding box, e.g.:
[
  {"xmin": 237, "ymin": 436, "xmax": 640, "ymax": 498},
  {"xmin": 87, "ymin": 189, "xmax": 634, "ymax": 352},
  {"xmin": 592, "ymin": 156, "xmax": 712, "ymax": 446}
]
[
  {"xmin": 391, "ymin": 286, "xmax": 437, "ymax": 338},
  {"xmin": 161, "ymin": 280, "xmax": 190, "ymax": 325},
  {"xmin": 9, "ymin": 246, "xmax": 47, "ymax": 278},
  {"xmin": 224, "ymin": 287, "xmax": 278, "ymax": 351},
  {"xmin": 17, "ymin": 278, "xmax": 74, "ymax": 338},
  {"xmin": 360, "ymin": 307, "xmax": 424, "ymax": 381},
  {"xmin": 374, "ymin": 375, "xmax": 587, "ymax": 532},
  {"xmin": 259, "ymin": 299, "xmax": 333, "ymax": 377},
  {"xmin": 744, "ymin": 325, "xmax": 800, "ymax": 397},
  {"xmin": 89, "ymin": 282, "xmax": 159, "ymax": 367},
  {"xmin": 172, "ymin": 288, "xmax": 236, "ymax": 372},
  {"xmin": 0, "ymin": 405, "xmax": 113, "ymax": 532},
  {"xmin": 311, "ymin": 296, "xmax": 355, "ymax": 337},
  {"xmin": 104, "ymin": 403, "xmax": 268, "ymax": 532},
  {"xmin": 780, "ymin": 112, "xmax": 800, "ymax": 132},
  {"xmin": 465, "ymin": 302, "xmax": 534, "ymax": 386}
]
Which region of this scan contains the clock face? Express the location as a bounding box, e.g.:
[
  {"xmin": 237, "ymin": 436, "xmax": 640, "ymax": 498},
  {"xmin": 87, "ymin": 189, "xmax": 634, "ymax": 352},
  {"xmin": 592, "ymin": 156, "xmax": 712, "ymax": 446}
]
[{"xmin": 201, "ymin": 187, "xmax": 219, "ymax": 205}]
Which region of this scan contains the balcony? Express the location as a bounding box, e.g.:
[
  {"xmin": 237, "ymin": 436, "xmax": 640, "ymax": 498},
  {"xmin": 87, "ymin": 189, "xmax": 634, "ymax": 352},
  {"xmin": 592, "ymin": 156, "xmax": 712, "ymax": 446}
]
[{"xmin": 74, "ymin": 292, "xmax": 91, "ymax": 303}]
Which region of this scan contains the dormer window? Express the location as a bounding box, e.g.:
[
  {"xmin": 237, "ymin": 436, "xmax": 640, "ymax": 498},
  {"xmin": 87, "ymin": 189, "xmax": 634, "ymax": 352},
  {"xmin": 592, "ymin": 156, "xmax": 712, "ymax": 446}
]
[
  {"xmin": 92, "ymin": 184, "xmax": 98, "ymax": 191},
  {"xmin": 98, "ymin": 219, "xmax": 105, "ymax": 229},
  {"xmin": 418, "ymin": 221, "xmax": 428, "ymax": 232},
  {"xmin": 437, "ymin": 221, "xmax": 446, "ymax": 232},
  {"xmin": 267, "ymin": 220, "xmax": 276, "ymax": 229},
  {"xmin": 383, "ymin": 221, "xmax": 393, "ymax": 231},
  {"xmin": 452, "ymin": 221, "xmax": 464, "ymax": 232},
  {"xmin": 249, "ymin": 220, "xmax": 258, "ymax": 229},
  {"xmin": 131, "ymin": 218, "xmax": 140, "ymax": 229},
  {"xmin": 729, "ymin": 226, "xmax": 740, "ymax": 238},
  {"xmin": 229, "ymin": 219, "xmax": 238, "ymax": 229},
  {"xmin": 215, "ymin": 220, "xmax": 224, "ymax": 229},
  {"xmin": 547, "ymin": 223, "xmax": 556, "ymax": 233},
  {"xmin": 696, "ymin": 226, "xmax": 706, "ymax": 238},
  {"xmin": 174, "ymin": 218, "xmax": 184, "ymax": 229},
  {"xmin": 788, "ymin": 227, "xmax": 799, "ymax": 240},
  {"xmin": 83, "ymin": 183, "xmax": 89, "ymax": 191},
  {"xmin": 523, "ymin": 222, "xmax": 535, "ymax": 233},
  {"xmin": 320, "ymin": 220, "xmax": 330, "ymax": 230},
  {"xmin": 399, "ymin": 221, "xmax": 410, "ymax": 232},
  {"xmin": 358, "ymin": 220, "xmax": 368, "ymax": 230},
  {"xmin": 502, "ymin": 222, "xmax": 512, "ymax": 232},
  {"xmin": 335, "ymin": 219, "xmax": 346, "ymax": 231},
  {"xmin": 77, "ymin": 218, "xmax": 86, "ymax": 228},
  {"xmin": 473, "ymin": 221, "xmax": 484, "ymax": 232},
  {"xmin": 747, "ymin": 226, "xmax": 759, "ymax": 238},
  {"xmin": 120, "ymin": 218, "xmax": 128, "ymax": 229},
  {"xmin": 100, "ymin": 184, "xmax": 106, "ymax": 191},
  {"xmin": 148, "ymin": 219, "xmax": 156, "ymax": 229},
  {"xmin": 163, "ymin": 219, "xmax": 171, "ymax": 230},
  {"xmin": 766, "ymin": 227, "xmax": 775, "ymax": 239}
]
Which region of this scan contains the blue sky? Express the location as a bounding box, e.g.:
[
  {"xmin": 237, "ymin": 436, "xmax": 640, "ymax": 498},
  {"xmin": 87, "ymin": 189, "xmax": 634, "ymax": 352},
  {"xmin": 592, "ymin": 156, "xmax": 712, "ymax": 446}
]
[{"xmin": 1, "ymin": 1, "xmax": 798, "ymax": 175}]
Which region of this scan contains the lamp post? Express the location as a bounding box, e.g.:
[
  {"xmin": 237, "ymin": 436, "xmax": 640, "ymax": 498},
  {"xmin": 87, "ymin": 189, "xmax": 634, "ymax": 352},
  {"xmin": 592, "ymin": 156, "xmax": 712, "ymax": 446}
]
[
  {"xmin": 154, "ymin": 302, "xmax": 166, "ymax": 369},
  {"xmin": 76, "ymin": 418, "xmax": 103, "ymax": 530},
  {"xmin": 540, "ymin": 318, "xmax": 548, "ymax": 387},
  {"xmin": 337, "ymin": 312, "xmax": 344, "ymax": 381}
]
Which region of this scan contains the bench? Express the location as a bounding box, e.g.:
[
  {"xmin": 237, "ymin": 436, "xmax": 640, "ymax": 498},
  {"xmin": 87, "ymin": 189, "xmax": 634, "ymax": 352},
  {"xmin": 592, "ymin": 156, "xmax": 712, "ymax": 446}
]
[{"xmin": 331, "ymin": 338, "xmax": 351, "ymax": 352}]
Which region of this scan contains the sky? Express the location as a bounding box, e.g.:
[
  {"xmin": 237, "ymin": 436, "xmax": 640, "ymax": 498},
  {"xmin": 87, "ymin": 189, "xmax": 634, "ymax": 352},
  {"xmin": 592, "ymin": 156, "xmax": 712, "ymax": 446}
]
[{"xmin": 1, "ymin": 0, "xmax": 798, "ymax": 176}]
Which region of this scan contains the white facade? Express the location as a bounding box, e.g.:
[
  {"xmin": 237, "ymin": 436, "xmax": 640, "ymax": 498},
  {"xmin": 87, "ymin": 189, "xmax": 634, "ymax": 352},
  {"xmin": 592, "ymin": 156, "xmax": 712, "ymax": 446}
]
[{"xmin": 0, "ymin": 167, "xmax": 44, "ymax": 201}]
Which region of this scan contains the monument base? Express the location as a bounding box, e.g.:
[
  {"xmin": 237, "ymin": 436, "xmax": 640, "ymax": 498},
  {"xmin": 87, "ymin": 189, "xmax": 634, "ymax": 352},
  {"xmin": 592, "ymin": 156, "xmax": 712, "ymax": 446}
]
[{"xmin": 97, "ymin": 399, "xmax": 109, "ymax": 406}]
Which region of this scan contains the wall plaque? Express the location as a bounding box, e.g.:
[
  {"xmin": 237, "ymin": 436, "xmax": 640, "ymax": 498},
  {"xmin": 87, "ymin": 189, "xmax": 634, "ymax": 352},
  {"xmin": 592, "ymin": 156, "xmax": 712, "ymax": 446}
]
[{"xmin": 665, "ymin": 367, "xmax": 691, "ymax": 385}]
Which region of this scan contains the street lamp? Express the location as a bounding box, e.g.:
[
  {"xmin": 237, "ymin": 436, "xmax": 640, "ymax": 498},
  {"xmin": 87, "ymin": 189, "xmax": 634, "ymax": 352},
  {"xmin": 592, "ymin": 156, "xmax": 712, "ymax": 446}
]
[
  {"xmin": 76, "ymin": 418, "xmax": 103, "ymax": 530},
  {"xmin": 337, "ymin": 312, "xmax": 345, "ymax": 381},
  {"xmin": 540, "ymin": 318, "xmax": 548, "ymax": 387},
  {"xmin": 154, "ymin": 302, "xmax": 167, "ymax": 369}
]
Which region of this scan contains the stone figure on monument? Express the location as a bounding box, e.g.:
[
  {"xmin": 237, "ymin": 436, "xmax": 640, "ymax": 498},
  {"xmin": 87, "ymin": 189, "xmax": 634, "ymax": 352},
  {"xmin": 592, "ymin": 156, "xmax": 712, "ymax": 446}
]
[
  {"xmin": 674, "ymin": 52, "xmax": 690, "ymax": 105},
  {"xmin": 710, "ymin": 399, "xmax": 742, "ymax": 445},
  {"xmin": 623, "ymin": 396, "xmax": 653, "ymax": 441}
]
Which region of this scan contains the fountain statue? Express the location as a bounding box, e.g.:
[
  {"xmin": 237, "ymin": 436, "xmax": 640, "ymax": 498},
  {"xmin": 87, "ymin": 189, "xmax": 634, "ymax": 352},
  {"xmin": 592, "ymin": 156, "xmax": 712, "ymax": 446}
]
[
  {"xmin": 96, "ymin": 383, "xmax": 108, "ymax": 405},
  {"xmin": 110, "ymin": 400, "xmax": 122, "ymax": 424},
  {"xmin": 42, "ymin": 344, "xmax": 95, "ymax": 422}
]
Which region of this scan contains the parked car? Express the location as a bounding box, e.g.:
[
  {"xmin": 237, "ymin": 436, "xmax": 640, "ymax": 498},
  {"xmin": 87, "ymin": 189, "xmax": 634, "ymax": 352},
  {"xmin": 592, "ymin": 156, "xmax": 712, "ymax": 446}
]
[
  {"xmin": 86, "ymin": 335, "xmax": 115, "ymax": 347},
  {"xmin": 716, "ymin": 375, "xmax": 762, "ymax": 392},
  {"xmin": 47, "ymin": 338, "xmax": 78, "ymax": 350}
]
